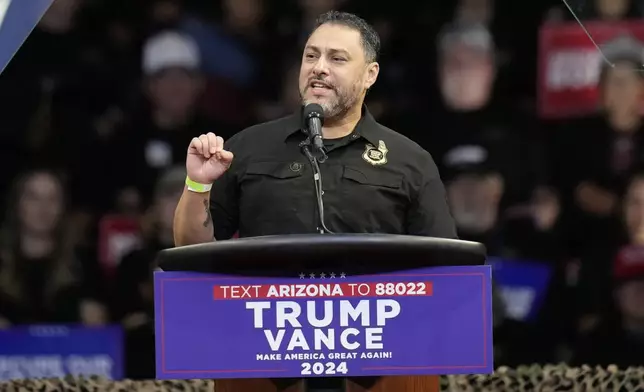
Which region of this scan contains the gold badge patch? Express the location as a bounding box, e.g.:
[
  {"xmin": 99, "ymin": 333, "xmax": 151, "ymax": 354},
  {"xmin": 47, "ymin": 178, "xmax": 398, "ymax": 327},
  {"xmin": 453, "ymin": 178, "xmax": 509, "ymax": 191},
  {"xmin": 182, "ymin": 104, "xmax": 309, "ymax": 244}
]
[{"xmin": 362, "ymin": 140, "xmax": 388, "ymax": 165}]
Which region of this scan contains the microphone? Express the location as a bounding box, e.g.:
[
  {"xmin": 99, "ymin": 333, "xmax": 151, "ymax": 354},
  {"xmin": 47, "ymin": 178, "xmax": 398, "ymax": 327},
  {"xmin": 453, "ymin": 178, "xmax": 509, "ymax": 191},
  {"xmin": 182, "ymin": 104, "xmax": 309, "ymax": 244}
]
[{"xmin": 302, "ymin": 103, "xmax": 327, "ymax": 161}]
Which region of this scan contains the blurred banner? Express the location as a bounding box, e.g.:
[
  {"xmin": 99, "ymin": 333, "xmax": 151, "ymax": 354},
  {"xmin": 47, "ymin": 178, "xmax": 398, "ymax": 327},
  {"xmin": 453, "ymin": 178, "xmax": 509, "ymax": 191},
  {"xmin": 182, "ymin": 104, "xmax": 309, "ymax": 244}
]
[
  {"xmin": 538, "ymin": 21, "xmax": 644, "ymax": 119},
  {"xmin": 0, "ymin": 325, "xmax": 123, "ymax": 380},
  {"xmin": 488, "ymin": 257, "xmax": 553, "ymax": 322},
  {"xmin": 0, "ymin": 0, "xmax": 54, "ymax": 74}
]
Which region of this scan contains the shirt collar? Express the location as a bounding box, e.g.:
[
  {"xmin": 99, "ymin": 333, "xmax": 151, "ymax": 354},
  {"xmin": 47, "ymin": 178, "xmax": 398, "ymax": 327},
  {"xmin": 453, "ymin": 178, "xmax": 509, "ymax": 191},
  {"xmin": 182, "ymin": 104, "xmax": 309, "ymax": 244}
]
[{"xmin": 282, "ymin": 104, "xmax": 381, "ymax": 146}]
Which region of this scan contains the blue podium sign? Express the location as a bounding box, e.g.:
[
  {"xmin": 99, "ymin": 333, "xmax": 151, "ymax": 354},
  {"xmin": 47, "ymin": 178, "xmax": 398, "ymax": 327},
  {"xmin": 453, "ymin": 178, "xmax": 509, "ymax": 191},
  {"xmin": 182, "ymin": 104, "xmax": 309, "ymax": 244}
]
[
  {"xmin": 154, "ymin": 265, "xmax": 494, "ymax": 379},
  {"xmin": 0, "ymin": 325, "xmax": 124, "ymax": 380}
]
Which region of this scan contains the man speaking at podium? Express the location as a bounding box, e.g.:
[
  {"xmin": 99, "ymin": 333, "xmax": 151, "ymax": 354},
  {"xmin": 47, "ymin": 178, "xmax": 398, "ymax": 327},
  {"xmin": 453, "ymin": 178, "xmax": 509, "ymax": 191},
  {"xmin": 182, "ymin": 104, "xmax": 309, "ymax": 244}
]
[{"xmin": 173, "ymin": 11, "xmax": 457, "ymax": 245}]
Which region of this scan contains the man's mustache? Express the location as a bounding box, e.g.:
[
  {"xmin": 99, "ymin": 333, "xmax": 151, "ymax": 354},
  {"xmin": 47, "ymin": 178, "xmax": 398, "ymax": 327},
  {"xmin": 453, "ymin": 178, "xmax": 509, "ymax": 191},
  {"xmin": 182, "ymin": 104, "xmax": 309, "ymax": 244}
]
[{"xmin": 307, "ymin": 78, "xmax": 335, "ymax": 91}]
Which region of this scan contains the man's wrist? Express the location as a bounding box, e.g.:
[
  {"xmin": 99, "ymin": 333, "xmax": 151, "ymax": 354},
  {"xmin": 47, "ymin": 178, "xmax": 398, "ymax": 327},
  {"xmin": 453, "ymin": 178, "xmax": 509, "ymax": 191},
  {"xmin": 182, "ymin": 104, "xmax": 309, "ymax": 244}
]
[{"xmin": 186, "ymin": 176, "xmax": 213, "ymax": 193}]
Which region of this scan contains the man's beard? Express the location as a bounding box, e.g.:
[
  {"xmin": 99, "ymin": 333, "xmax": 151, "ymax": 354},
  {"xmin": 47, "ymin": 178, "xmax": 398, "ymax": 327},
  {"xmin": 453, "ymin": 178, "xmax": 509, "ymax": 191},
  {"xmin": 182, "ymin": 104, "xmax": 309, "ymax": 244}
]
[{"xmin": 300, "ymin": 84, "xmax": 359, "ymax": 120}]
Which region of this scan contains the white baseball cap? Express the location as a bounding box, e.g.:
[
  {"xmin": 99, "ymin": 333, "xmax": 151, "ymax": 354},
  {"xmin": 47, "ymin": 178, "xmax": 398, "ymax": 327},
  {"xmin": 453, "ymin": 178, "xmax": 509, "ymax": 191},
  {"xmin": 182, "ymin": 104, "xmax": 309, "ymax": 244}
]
[
  {"xmin": 439, "ymin": 23, "xmax": 494, "ymax": 53},
  {"xmin": 142, "ymin": 31, "xmax": 201, "ymax": 75}
]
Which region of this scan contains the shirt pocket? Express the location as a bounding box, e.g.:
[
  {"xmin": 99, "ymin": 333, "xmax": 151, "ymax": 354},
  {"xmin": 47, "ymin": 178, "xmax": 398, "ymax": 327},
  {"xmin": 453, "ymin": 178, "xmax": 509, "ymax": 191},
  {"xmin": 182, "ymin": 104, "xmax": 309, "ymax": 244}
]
[
  {"xmin": 342, "ymin": 166, "xmax": 403, "ymax": 189},
  {"xmin": 340, "ymin": 165, "xmax": 407, "ymax": 232},
  {"xmin": 245, "ymin": 161, "xmax": 304, "ymax": 180},
  {"xmin": 239, "ymin": 161, "xmax": 308, "ymax": 224}
]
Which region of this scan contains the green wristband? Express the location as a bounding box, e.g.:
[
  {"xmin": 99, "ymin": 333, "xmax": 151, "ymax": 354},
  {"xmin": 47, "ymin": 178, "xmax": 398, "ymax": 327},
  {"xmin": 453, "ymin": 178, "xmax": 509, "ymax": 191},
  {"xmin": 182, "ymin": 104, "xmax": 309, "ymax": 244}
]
[{"xmin": 186, "ymin": 176, "xmax": 213, "ymax": 193}]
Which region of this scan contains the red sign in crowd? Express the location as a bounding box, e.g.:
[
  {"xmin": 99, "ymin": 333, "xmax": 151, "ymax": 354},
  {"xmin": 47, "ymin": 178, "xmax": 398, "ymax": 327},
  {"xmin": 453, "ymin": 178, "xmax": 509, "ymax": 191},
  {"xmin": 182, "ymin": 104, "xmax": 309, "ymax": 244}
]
[
  {"xmin": 538, "ymin": 21, "xmax": 644, "ymax": 119},
  {"xmin": 98, "ymin": 215, "xmax": 142, "ymax": 275}
]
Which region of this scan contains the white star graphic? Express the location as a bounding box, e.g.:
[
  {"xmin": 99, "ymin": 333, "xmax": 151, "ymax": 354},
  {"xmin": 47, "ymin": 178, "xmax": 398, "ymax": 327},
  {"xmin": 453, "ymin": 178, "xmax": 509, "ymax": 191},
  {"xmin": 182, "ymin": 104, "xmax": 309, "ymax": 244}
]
[
  {"xmin": 309, "ymin": 273, "xmax": 316, "ymax": 279},
  {"xmin": 340, "ymin": 272, "xmax": 346, "ymax": 278},
  {"xmin": 299, "ymin": 273, "xmax": 305, "ymax": 279},
  {"xmin": 329, "ymin": 272, "xmax": 336, "ymax": 278},
  {"xmin": 320, "ymin": 273, "xmax": 326, "ymax": 279}
]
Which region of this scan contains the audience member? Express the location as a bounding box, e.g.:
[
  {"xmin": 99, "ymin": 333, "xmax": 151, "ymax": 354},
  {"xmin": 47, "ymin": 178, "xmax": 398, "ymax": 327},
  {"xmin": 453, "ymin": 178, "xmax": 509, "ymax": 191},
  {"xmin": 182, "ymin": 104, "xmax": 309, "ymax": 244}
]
[{"xmin": 0, "ymin": 169, "xmax": 107, "ymax": 326}]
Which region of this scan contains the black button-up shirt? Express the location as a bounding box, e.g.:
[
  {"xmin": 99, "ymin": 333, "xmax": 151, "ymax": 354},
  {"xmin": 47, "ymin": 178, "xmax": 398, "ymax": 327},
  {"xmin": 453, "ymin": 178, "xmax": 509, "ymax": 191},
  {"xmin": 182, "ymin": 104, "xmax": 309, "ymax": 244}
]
[{"xmin": 210, "ymin": 106, "xmax": 457, "ymax": 239}]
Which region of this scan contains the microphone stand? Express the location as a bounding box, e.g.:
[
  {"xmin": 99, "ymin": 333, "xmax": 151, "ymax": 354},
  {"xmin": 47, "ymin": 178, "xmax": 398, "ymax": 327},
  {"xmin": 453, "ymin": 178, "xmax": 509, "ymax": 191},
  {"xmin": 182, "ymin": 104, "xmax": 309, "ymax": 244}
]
[{"xmin": 299, "ymin": 137, "xmax": 333, "ymax": 235}]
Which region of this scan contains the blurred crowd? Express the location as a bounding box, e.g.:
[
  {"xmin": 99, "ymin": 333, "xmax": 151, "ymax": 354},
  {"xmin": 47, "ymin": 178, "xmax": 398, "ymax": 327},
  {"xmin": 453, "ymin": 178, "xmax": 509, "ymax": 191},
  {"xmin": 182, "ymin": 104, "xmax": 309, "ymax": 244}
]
[{"xmin": 0, "ymin": 0, "xmax": 644, "ymax": 380}]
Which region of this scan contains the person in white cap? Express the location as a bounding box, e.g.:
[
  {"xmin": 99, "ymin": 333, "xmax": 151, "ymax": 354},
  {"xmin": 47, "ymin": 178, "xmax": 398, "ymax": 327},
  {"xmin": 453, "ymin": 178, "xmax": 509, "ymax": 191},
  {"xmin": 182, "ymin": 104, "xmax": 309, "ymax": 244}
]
[
  {"xmin": 108, "ymin": 30, "xmax": 234, "ymax": 208},
  {"xmin": 141, "ymin": 30, "xmax": 204, "ymax": 123}
]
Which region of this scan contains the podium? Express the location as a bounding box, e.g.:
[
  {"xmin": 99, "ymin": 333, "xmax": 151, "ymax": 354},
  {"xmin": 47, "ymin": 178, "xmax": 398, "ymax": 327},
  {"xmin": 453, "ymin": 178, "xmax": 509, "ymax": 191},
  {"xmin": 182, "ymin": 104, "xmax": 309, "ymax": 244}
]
[{"xmin": 154, "ymin": 234, "xmax": 492, "ymax": 392}]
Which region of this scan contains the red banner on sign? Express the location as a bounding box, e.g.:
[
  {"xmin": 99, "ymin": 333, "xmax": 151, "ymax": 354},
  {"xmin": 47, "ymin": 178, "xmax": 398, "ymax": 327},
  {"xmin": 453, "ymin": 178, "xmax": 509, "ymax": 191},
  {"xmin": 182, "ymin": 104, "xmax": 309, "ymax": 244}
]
[{"xmin": 538, "ymin": 21, "xmax": 644, "ymax": 119}]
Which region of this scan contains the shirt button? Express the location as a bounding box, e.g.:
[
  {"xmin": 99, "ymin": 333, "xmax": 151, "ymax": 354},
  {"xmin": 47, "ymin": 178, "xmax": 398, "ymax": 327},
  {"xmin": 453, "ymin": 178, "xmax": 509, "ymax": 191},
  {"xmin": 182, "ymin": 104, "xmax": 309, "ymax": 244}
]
[
  {"xmin": 290, "ymin": 162, "xmax": 303, "ymax": 172},
  {"xmin": 351, "ymin": 134, "xmax": 359, "ymax": 139}
]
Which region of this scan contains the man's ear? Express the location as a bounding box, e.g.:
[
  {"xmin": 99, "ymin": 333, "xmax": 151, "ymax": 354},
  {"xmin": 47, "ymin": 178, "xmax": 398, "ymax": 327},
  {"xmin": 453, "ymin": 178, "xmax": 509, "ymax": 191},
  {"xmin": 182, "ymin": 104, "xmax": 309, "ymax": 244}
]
[{"xmin": 364, "ymin": 62, "xmax": 380, "ymax": 90}]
